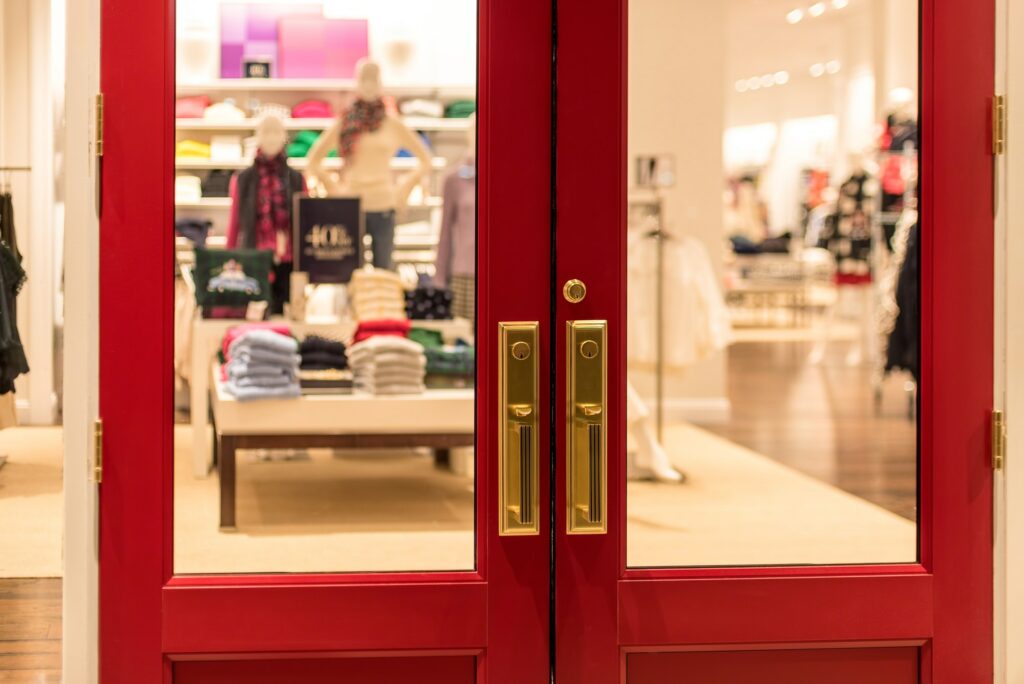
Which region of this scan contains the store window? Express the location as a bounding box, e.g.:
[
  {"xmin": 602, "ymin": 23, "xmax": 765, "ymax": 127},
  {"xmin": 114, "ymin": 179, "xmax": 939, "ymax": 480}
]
[
  {"xmin": 172, "ymin": 0, "xmax": 478, "ymax": 574},
  {"xmin": 626, "ymin": 0, "xmax": 919, "ymax": 567}
]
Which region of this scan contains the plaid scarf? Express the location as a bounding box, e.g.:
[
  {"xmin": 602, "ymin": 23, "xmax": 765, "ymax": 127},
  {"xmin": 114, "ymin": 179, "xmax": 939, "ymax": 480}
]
[
  {"xmin": 255, "ymin": 150, "xmax": 290, "ymax": 261},
  {"xmin": 340, "ymin": 98, "xmax": 386, "ymax": 158}
]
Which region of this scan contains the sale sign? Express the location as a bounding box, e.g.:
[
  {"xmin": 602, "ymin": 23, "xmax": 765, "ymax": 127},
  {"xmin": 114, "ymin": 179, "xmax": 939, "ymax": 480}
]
[{"xmin": 293, "ymin": 196, "xmax": 363, "ymax": 284}]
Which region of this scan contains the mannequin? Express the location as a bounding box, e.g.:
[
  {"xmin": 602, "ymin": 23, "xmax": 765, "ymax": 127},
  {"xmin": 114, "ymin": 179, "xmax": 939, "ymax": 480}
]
[
  {"xmin": 434, "ymin": 113, "xmax": 475, "ymax": 320},
  {"xmin": 307, "ymin": 59, "xmax": 432, "ymax": 270},
  {"xmin": 627, "ymin": 383, "xmax": 684, "ymax": 482},
  {"xmin": 226, "ymin": 112, "xmax": 307, "ymax": 314}
]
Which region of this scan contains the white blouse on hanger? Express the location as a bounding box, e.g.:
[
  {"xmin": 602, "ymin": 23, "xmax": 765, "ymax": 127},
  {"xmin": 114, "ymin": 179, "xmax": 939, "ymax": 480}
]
[{"xmin": 627, "ymin": 233, "xmax": 731, "ymax": 368}]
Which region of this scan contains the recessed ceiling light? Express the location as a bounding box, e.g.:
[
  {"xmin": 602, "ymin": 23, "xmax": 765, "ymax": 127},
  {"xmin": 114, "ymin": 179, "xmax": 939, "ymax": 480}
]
[
  {"xmin": 786, "ymin": 8, "xmax": 804, "ymax": 23},
  {"xmin": 832, "ymin": 0, "xmax": 849, "ymax": 8},
  {"xmin": 808, "ymin": 2, "xmax": 826, "ymax": 17},
  {"xmin": 747, "ymin": 77, "xmax": 762, "ymax": 91},
  {"xmin": 760, "ymin": 74, "xmax": 776, "ymax": 88},
  {"xmin": 825, "ymin": 59, "xmax": 841, "ymax": 74},
  {"xmin": 735, "ymin": 80, "xmax": 750, "ymax": 93},
  {"xmin": 809, "ymin": 63, "xmax": 825, "ymax": 77},
  {"xmin": 773, "ymin": 70, "xmax": 790, "ymax": 85}
]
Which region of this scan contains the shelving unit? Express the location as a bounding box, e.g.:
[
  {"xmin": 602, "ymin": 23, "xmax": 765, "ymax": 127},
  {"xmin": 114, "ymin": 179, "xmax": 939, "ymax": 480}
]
[
  {"xmin": 176, "ymin": 117, "xmax": 471, "ymax": 132},
  {"xmin": 176, "ymin": 79, "xmax": 475, "ymax": 100},
  {"xmin": 175, "ymin": 78, "xmax": 475, "ymax": 272},
  {"xmin": 174, "ymin": 156, "xmax": 449, "ymax": 171}
]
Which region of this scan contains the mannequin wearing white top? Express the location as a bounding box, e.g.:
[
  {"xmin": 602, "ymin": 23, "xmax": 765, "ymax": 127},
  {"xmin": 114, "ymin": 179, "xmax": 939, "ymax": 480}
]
[{"xmin": 307, "ymin": 59, "xmax": 432, "ymax": 269}]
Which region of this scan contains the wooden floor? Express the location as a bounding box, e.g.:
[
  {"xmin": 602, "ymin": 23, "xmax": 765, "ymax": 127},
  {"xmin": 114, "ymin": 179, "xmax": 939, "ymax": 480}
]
[
  {"xmin": 706, "ymin": 340, "xmax": 918, "ymax": 521},
  {"xmin": 0, "ymin": 579, "xmax": 61, "ymax": 682}
]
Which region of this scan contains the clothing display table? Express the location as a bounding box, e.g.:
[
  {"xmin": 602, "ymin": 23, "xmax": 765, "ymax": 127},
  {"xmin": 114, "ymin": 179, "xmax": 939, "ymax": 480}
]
[
  {"xmin": 190, "ymin": 316, "xmax": 473, "ymax": 477},
  {"xmin": 210, "ymin": 368, "xmax": 474, "ymax": 529}
]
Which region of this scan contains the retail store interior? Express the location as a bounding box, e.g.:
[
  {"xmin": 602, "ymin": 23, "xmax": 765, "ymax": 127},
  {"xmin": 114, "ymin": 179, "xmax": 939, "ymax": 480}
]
[{"xmin": 0, "ymin": 0, "xmax": 921, "ymax": 671}]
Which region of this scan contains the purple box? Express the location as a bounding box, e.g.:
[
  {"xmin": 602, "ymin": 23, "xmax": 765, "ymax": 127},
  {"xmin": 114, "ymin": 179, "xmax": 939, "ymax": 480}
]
[{"xmin": 219, "ymin": 3, "xmax": 321, "ymax": 79}]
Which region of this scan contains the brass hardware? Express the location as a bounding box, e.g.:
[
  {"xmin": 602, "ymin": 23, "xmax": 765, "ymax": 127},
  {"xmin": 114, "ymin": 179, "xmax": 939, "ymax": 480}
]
[
  {"xmin": 563, "ymin": 279, "xmax": 587, "ymax": 304},
  {"xmin": 499, "ymin": 322, "xmax": 540, "ymax": 535},
  {"xmin": 993, "ymin": 409, "xmax": 1006, "ymax": 470},
  {"xmin": 993, "ymin": 94, "xmax": 1006, "ymax": 155},
  {"xmin": 567, "ymin": 320, "xmax": 607, "ymax": 534},
  {"xmin": 95, "ymin": 93, "xmax": 105, "ymax": 158},
  {"xmin": 93, "ymin": 419, "xmax": 103, "ymax": 484}
]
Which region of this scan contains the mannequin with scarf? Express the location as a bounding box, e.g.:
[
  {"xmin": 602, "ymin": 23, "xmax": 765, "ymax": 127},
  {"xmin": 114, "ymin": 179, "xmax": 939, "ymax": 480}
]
[
  {"xmin": 227, "ymin": 112, "xmax": 307, "ymax": 313},
  {"xmin": 306, "ymin": 58, "xmax": 432, "ymax": 270}
]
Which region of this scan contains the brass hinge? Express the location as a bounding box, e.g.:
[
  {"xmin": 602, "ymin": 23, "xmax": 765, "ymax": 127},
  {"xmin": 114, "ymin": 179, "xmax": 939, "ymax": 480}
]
[
  {"xmin": 993, "ymin": 94, "xmax": 1006, "ymax": 155},
  {"xmin": 95, "ymin": 93, "xmax": 104, "ymax": 158},
  {"xmin": 93, "ymin": 418, "xmax": 103, "ymax": 483},
  {"xmin": 992, "ymin": 409, "xmax": 1006, "ymax": 470}
]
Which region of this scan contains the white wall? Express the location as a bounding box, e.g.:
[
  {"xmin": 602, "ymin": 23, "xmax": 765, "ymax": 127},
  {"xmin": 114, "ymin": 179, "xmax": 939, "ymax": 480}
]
[
  {"xmin": 0, "ymin": 0, "xmax": 58, "ymax": 426},
  {"xmin": 628, "ymin": 0, "xmax": 728, "ymax": 415}
]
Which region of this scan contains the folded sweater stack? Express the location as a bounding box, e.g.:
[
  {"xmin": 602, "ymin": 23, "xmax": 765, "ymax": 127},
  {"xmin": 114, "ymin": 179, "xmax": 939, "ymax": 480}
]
[
  {"xmin": 346, "ymin": 336, "xmax": 426, "ymax": 395},
  {"xmin": 299, "ymin": 335, "xmax": 348, "ymax": 370},
  {"xmin": 223, "ymin": 329, "xmax": 301, "ymax": 401},
  {"xmin": 348, "ymin": 269, "xmax": 407, "ymax": 321}
]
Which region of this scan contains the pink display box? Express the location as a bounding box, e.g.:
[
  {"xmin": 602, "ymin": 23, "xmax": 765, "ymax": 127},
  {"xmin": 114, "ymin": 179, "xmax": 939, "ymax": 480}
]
[{"xmin": 277, "ymin": 17, "xmax": 369, "ymax": 79}]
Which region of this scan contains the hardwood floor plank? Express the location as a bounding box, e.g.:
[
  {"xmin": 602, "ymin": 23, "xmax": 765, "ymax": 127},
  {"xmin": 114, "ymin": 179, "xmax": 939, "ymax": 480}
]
[{"xmin": 0, "ymin": 580, "xmax": 61, "ymax": 680}]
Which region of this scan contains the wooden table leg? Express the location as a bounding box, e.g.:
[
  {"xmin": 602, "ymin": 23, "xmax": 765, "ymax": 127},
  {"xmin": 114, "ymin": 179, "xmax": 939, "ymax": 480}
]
[
  {"xmin": 219, "ymin": 436, "xmax": 237, "ymax": 530},
  {"xmin": 434, "ymin": 447, "xmax": 451, "ymax": 470}
]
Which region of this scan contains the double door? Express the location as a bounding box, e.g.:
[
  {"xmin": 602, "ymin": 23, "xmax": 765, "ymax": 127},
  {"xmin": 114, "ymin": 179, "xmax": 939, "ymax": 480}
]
[{"xmin": 99, "ymin": 0, "xmax": 994, "ymax": 681}]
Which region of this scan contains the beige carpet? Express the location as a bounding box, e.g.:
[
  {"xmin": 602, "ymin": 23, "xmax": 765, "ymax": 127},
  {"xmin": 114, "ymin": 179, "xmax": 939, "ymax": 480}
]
[
  {"xmin": 628, "ymin": 422, "xmax": 916, "ymax": 567},
  {"xmin": 174, "ymin": 426, "xmax": 475, "ymax": 574},
  {"xmin": 0, "ymin": 423, "xmax": 914, "ymax": 577},
  {"xmin": 0, "ymin": 427, "xmax": 63, "ymax": 578}
]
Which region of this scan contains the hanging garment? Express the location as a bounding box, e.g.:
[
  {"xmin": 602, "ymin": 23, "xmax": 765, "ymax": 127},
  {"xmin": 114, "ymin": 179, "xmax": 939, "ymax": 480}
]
[
  {"xmin": 0, "ymin": 193, "xmax": 22, "ymax": 263},
  {"xmin": 886, "ymin": 222, "xmax": 920, "ymax": 381},
  {"xmin": 0, "ymin": 241, "xmax": 29, "ymax": 394},
  {"xmin": 819, "ymin": 171, "xmax": 876, "ymax": 283},
  {"xmin": 435, "ymin": 160, "xmax": 476, "ymax": 285},
  {"xmin": 627, "ymin": 234, "xmax": 731, "ymax": 368}
]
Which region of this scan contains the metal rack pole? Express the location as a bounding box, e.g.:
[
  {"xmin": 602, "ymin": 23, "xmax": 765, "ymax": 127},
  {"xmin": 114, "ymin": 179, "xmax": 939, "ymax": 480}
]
[{"xmin": 654, "ymin": 195, "xmax": 665, "ymax": 442}]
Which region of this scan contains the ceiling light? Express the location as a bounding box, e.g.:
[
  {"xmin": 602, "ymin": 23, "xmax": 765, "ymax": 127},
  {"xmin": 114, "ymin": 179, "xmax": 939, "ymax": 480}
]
[
  {"xmin": 825, "ymin": 59, "xmax": 841, "ymax": 74},
  {"xmin": 832, "ymin": 0, "xmax": 849, "ymax": 8},
  {"xmin": 759, "ymin": 74, "xmax": 776, "ymax": 88},
  {"xmin": 786, "ymin": 8, "xmax": 804, "ymax": 23},
  {"xmin": 773, "ymin": 70, "xmax": 790, "ymax": 85},
  {"xmin": 809, "ymin": 63, "xmax": 825, "ymax": 77},
  {"xmin": 747, "ymin": 77, "xmax": 762, "ymax": 91},
  {"xmin": 735, "ymin": 80, "xmax": 750, "ymax": 93},
  {"xmin": 808, "ymin": 2, "xmax": 826, "ymax": 17}
]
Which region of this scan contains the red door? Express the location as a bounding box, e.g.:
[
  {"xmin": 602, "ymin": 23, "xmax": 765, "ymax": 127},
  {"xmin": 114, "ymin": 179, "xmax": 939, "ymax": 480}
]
[
  {"xmin": 555, "ymin": 0, "xmax": 993, "ymax": 682},
  {"xmin": 99, "ymin": 0, "xmax": 552, "ymax": 681}
]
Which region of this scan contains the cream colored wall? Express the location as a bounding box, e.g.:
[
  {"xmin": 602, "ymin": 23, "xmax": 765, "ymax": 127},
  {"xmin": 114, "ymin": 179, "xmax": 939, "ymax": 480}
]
[{"xmin": 627, "ymin": 0, "xmax": 728, "ymax": 418}]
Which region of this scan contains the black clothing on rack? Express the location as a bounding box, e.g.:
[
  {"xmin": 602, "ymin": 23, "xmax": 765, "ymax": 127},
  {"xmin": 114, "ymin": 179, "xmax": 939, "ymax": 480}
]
[
  {"xmin": 0, "ymin": 242, "xmax": 29, "ymax": 394},
  {"xmin": 886, "ymin": 222, "xmax": 919, "ymax": 381}
]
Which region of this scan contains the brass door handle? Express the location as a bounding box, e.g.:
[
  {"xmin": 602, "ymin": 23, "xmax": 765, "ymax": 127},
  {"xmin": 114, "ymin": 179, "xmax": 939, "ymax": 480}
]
[
  {"xmin": 499, "ymin": 323, "xmax": 540, "ymax": 535},
  {"xmin": 567, "ymin": 320, "xmax": 607, "ymax": 534}
]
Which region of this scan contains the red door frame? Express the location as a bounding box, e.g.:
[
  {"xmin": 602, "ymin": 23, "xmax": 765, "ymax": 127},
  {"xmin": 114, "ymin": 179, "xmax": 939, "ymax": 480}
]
[
  {"xmin": 555, "ymin": 0, "xmax": 993, "ymax": 681},
  {"xmin": 98, "ymin": 0, "xmax": 552, "ymax": 681}
]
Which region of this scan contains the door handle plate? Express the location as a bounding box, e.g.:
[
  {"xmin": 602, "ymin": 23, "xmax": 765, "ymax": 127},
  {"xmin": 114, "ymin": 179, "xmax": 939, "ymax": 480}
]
[
  {"xmin": 499, "ymin": 322, "xmax": 540, "ymax": 536},
  {"xmin": 567, "ymin": 320, "xmax": 608, "ymax": 534}
]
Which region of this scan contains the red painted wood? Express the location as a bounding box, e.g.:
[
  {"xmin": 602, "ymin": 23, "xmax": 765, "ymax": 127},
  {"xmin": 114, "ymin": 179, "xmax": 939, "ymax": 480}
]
[
  {"xmin": 626, "ymin": 647, "xmax": 919, "ymax": 684},
  {"xmin": 619, "ymin": 575, "xmax": 933, "ymax": 646},
  {"xmin": 555, "ymin": 0, "xmax": 992, "ymax": 682},
  {"xmin": 99, "ymin": 1, "xmax": 551, "ymax": 682},
  {"xmin": 920, "ymin": 0, "xmax": 994, "ymax": 681},
  {"xmin": 174, "ymin": 655, "xmax": 475, "ymax": 684},
  {"xmin": 162, "ymin": 582, "xmax": 486, "ymax": 654}
]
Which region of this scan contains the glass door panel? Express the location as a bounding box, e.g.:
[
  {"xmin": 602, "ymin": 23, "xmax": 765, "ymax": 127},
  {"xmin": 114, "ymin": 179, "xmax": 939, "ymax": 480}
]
[
  {"xmin": 625, "ymin": 0, "xmax": 919, "ymax": 568},
  {"xmin": 172, "ymin": 1, "xmax": 479, "ymax": 575}
]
